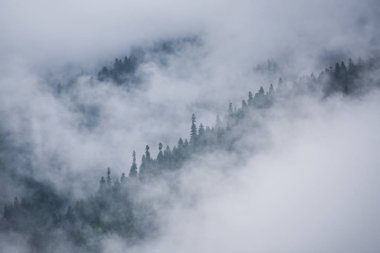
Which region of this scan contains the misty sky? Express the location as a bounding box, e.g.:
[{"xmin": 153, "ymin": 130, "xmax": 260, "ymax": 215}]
[{"xmin": 0, "ymin": 0, "xmax": 380, "ymax": 252}]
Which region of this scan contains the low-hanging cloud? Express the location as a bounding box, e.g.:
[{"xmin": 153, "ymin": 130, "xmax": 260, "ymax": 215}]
[
  {"xmin": 0, "ymin": 0, "xmax": 380, "ymax": 252},
  {"xmin": 99, "ymin": 91, "xmax": 380, "ymax": 253}
]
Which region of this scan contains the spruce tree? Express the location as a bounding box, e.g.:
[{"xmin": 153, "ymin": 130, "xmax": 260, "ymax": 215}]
[
  {"xmin": 164, "ymin": 145, "xmax": 171, "ymax": 158},
  {"xmin": 259, "ymin": 86, "xmax": 265, "ymax": 95},
  {"xmin": 190, "ymin": 114, "xmax": 197, "ymax": 146},
  {"xmin": 269, "ymin": 83, "xmax": 274, "ymax": 95},
  {"xmin": 198, "ymin": 124, "xmax": 205, "ymax": 137},
  {"xmin": 139, "ymin": 155, "xmax": 146, "ymax": 180},
  {"xmin": 107, "ymin": 168, "xmax": 112, "ymax": 186},
  {"xmin": 99, "ymin": 176, "xmax": 106, "ymax": 192},
  {"xmin": 340, "ymin": 61, "xmax": 347, "ymax": 73},
  {"xmin": 157, "ymin": 143, "xmax": 164, "ymax": 163},
  {"xmin": 242, "ymin": 100, "xmax": 247, "ymax": 110},
  {"xmin": 248, "ymin": 91, "xmax": 253, "ymax": 106},
  {"xmin": 120, "ymin": 173, "xmax": 126, "ymax": 183},
  {"xmin": 215, "ymin": 114, "xmax": 222, "ymax": 129},
  {"xmin": 145, "ymin": 145, "xmax": 151, "ymax": 161},
  {"xmin": 348, "ymin": 58, "xmax": 355, "ymax": 75},
  {"xmin": 164, "ymin": 145, "xmax": 172, "ymax": 168},
  {"xmin": 228, "ymin": 103, "xmax": 233, "ymax": 116},
  {"xmin": 178, "ymin": 138, "xmax": 184, "ymax": 148},
  {"xmin": 129, "ymin": 151, "xmax": 138, "ymax": 178}
]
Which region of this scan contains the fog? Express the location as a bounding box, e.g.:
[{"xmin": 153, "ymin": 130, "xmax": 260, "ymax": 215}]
[
  {"xmin": 104, "ymin": 91, "xmax": 380, "ymax": 253},
  {"xmin": 0, "ymin": 0, "xmax": 380, "ymax": 252}
]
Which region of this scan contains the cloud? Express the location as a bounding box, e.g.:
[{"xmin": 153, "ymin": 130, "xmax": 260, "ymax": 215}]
[
  {"xmin": 105, "ymin": 91, "xmax": 380, "ymax": 253},
  {"xmin": 0, "ymin": 0, "xmax": 380, "ymax": 252}
]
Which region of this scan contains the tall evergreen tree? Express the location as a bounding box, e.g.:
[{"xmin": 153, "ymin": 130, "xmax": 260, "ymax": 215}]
[
  {"xmin": 348, "ymin": 58, "xmax": 356, "ymax": 75},
  {"xmin": 99, "ymin": 176, "xmax": 106, "ymax": 192},
  {"xmin": 164, "ymin": 145, "xmax": 171, "ymax": 158},
  {"xmin": 157, "ymin": 143, "xmax": 164, "ymax": 163},
  {"xmin": 258, "ymin": 86, "xmax": 265, "ymax": 95},
  {"xmin": 198, "ymin": 123, "xmax": 205, "ymax": 136},
  {"xmin": 163, "ymin": 145, "xmax": 172, "ymax": 168},
  {"xmin": 139, "ymin": 154, "xmax": 147, "ymax": 180},
  {"xmin": 216, "ymin": 115, "xmax": 222, "ymax": 130},
  {"xmin": 120, "ymin": 173, "xmax": 126, "ymax": 183},
  {"xmin": 269, "ymin": 83, "xmax": 274, "ymax": 95},
  {"xmin": 248, "ymin": 91, "xmax": 253, "ymax": 106},
  {"xmin": 178, "ymin": 138, "xmax": 184, "ymax": 148},
  {"xmin": 228, "ymin": 103, "xmax": 233, "ymax": 116},
  {"xmin": 242, "ymin": 100, "xmax": 247, "ymax": 110},
  {"xmin": 340, "ymin": 61, "xmax": 347, "ymax": 73},
  {"xmin": 145, "ymin": 145, "xmax": 151, "ymax": 161},
  {"xmin": 190, "ymin": 114, "xmax": 197, "ymax": 146},
  {"xmin": 107, "ymin": 168, "xmax": 112, "ymax": 186},
  {"xmin": 129, "ymin": 151, "xmax": 138, "ymax": 178}
]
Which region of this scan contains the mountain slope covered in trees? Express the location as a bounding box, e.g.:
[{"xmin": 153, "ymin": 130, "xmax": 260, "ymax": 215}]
[{"xmin": 0, "ymin": 56, "xmax": 379, "ymax": 252}]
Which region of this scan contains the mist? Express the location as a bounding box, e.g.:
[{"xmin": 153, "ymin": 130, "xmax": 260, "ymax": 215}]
[
  {"xmin": 0, "ymin": 0, "xmax": 380, "ymax": 252},
  {"xmin": 104, "ymin": 91, "xmax": 380, "ymax": 253}
]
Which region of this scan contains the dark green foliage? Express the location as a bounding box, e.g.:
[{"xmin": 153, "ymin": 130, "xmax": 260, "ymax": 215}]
[
  {"xmin": 317, "ymin": 57, "xmax": 380, "ymax": 95},
  {"xmin": 98, "ymin": 56, "xmax": 139, "ymax": 85}
]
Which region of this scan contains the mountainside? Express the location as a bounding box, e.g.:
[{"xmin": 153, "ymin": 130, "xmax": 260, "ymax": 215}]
[{"xmin": 1, "ymin": 56, "xmax": 379, "ymax": 252}]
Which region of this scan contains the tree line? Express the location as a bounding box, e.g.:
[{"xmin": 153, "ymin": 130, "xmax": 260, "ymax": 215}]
[{"xmin": 1, "ymin": 57, "xmax": 378, "ymax": 252}]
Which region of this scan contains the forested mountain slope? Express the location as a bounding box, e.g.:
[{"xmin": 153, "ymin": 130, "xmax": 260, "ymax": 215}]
[{"xmin": 1, "ymin": 56, "xmax": 379, "ymax": 252}]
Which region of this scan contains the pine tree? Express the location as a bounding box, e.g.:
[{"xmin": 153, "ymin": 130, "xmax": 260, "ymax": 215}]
[
  {"xmin": 228, "ymin": 103, "xmax": 233, "ymax": 116},
  {"xmin": 190, "ymin": 114, "xmax": 197, "ymax": 146},
  {"xmin": 277, "ymin": 78, "xmax": 283, "ymax": 92},
  {"xmin": 145, "ymin": 145, "xmax": 151, "ymax": 161},
  {"xmin": 269, "ymin": 83, "xmax": 274, "ymax": 95},
  {"xmin": 120, "ymin": 173, "xmax": 126, "ymax": 183},
  {"xmin": 242, "ymin": 100, "xmax": 247, "ymax": 110},
  {"xmin": 340, "ymin": 61, "xmax": 347, "ymax": 73},
  {"xmin": 164, "ymin": 145, "xmax": 172, "ymax": 169},
  {"xmin": 248, "ymin": 91, "xmax": 253, "ymax": 106},
  {"xmin": 107, "ymin": 168, "xmax": 112, "ymax": 186},
  {"xmin": 157, "ymin": 143, "xmax": 164, "ymax": 163},
  {"xmin": 99, "ymin": 176, "xmax": 106, "ymax": 192},
  {"xmin": 139, "ymin": 154, "xmax": 146, "ymax": 179},
  {"xmin": 198, "ymin": 124, "xmax": 205, "ymax": 136},
  {"xmin": 348, "ymin": 58, "xmax": 355, "ymax": 75},
  {"xmin": 178, "ymin": 138, "xmax": 184, "ymax": 148},
  {"xmin": 139, "ymin": 145, "xmax": 151, "ymax": 178},
  {"xmin": 129, "ymin": 151, "xmax": 138, "ymax": 178},
  {"xmin": 164, "ymin": 145, "xmax": 171, "ymax": 158},
  {"xmin": 258, "ymin": 86, "xmax": 265, "ymax": 95}
]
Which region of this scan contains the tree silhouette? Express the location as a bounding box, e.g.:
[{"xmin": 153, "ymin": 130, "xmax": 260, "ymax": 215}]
[
  {"xmin": 129, "ymin": 151, "xmax": 138, "ymax": 178},
  {"xmin": 107, "ymin": 168, "xmax": 112, "ymax": 186},
  {"xmin": 190, "ymin": 114, "xmax": 197, "ymax": 146}
]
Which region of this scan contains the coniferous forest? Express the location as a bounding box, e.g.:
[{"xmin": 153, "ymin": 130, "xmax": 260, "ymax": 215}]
[
  {"xmin": 1, "ymin": 1, "xmax": 380, "ymax": 253},
  {"xmin": 1, "ymin": 56, "xmax": 379, "ymax": 252}
]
